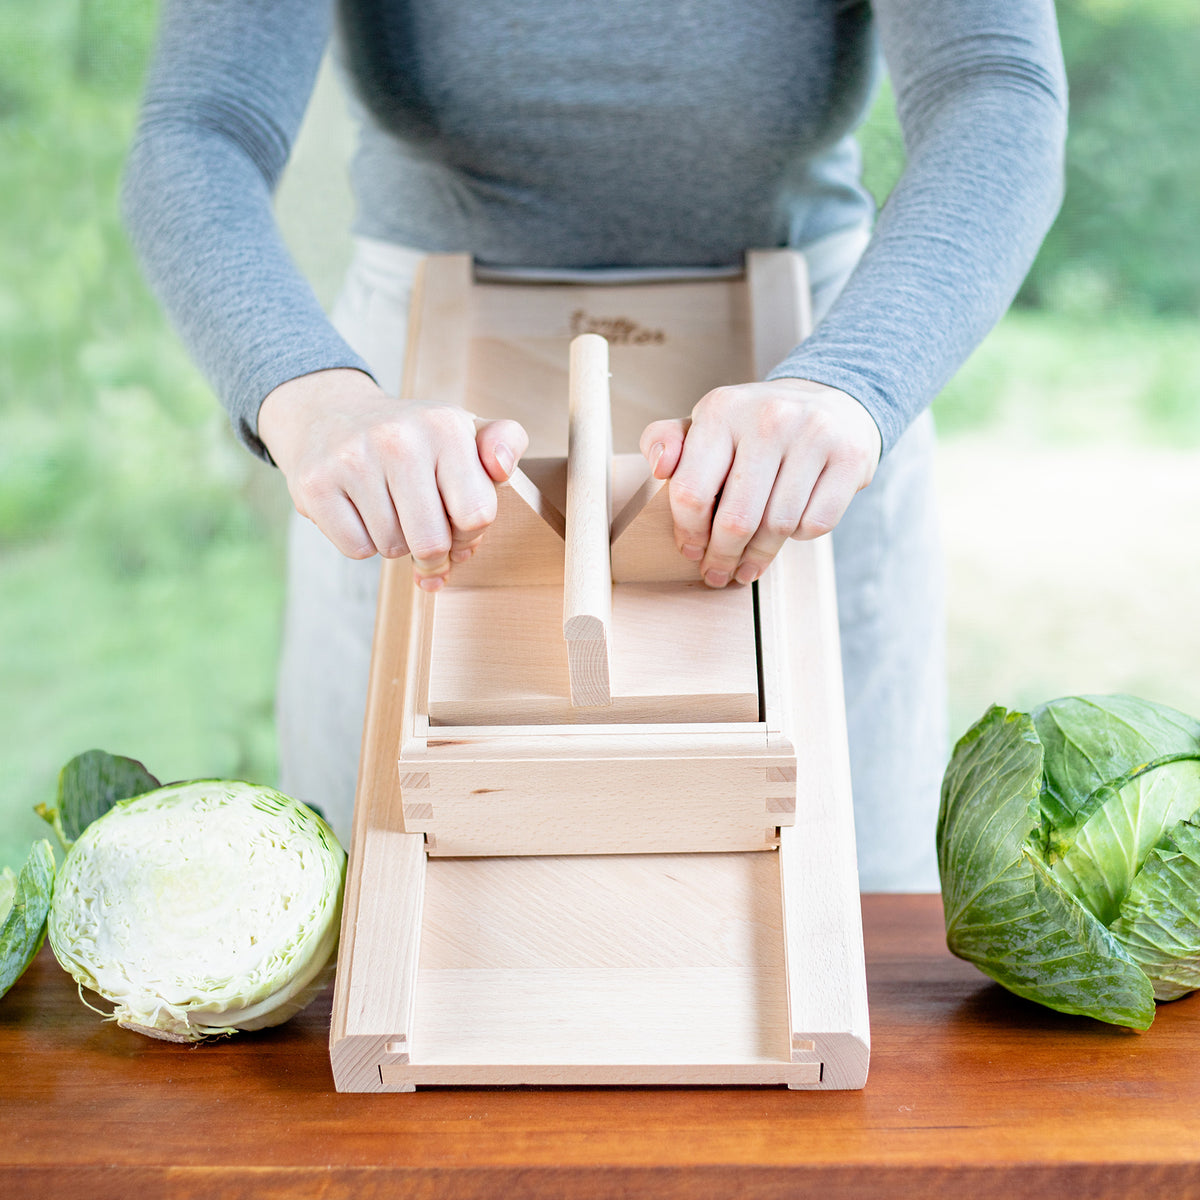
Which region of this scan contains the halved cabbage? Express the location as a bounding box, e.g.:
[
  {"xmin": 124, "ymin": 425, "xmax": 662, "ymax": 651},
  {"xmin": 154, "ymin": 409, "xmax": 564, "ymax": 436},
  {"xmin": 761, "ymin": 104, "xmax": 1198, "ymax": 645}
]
[{"xmin": 48, "ymin": 780, "xmax": 345, "ymax": 1041}]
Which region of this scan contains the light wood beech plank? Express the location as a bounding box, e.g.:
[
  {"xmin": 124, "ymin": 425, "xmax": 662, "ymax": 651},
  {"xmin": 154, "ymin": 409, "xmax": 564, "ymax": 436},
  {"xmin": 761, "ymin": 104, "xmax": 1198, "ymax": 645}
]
[
  {"xmin": 442, "ymin": 464, "xmax": 566, "ymax": 588},
  {"xmin": 404, "ymin": 754, "xmax": 789, "ymax": 856},
  {"xmin": 563, "ymin": 334, "xmax": 614, "ymax": 706},
  {"xmin": 381, "ymin": 1060, "xmax": 821, "ymax": 1087},
  {"xmin": 468, "ymin": 276, "xmax": 752, "ymax": 456},
  {"xmin": 742, "ymin": 252, "xmax": 867, "ymax": 1089},
  {"xmin": 426, "ymin": 581, "xmax": 757, "ymax": 726},
  {"xmin": 373, "ymin": 852, "xmax": 817, "ymax": 1088},
  {"xmin": 775, "ymin": 538, "xmax": 870, "ymax": 1090},
  {"xmin": 329, "ymin": 829, "xmax": 427, "ymax": 1092},
  {"xmin": 407, "ymin": 253, "xmax": 473, "ymax": 405},
  {"xmin": 415, "ymin": 725, "xmax": 777, "ymax": 751},
  {"xmin": 335, "ymin": 251, "xmax": 867, "ymax": 1092},
  {"xmin": 746, "ymin": 249, "xmax": 812, "ymax": 379},
  {"xmin": 330, "ymin": 557, "xmax": 426, "ymax": 1092},
  {"xmin": 610, "ymin": 475, "xmax": 702, "ymax": 583}
]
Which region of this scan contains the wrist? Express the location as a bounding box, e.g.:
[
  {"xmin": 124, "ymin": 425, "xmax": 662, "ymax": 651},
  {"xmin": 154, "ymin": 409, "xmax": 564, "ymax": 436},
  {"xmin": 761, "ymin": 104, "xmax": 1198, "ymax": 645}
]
[{"xmin": 258, "ymin": 368, "xmax": 379, "ymax": 466}]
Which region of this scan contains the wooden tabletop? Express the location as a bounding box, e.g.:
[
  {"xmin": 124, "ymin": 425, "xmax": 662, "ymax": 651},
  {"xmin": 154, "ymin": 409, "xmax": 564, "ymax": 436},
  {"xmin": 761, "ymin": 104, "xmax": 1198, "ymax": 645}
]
[{"xmin": 4, "ymin": 893, "xmax": 1200, "ymax": 1199}]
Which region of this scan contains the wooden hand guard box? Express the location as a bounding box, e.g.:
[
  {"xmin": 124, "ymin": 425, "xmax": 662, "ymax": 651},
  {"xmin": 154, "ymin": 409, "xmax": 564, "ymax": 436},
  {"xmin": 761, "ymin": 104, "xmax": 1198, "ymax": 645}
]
[{"xmin": 329, "ymin": 254, "xmax": 869, "ymax": 1091}]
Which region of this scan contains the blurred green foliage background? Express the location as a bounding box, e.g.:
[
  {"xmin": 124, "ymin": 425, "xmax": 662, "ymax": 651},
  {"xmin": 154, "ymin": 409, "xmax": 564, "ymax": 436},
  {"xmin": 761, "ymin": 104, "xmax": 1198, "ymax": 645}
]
[
  {"xmin": 1, "ymin": 0, "xmax": 286, "ymax": 869},
  {"xmin": 3, "ymin": 0, "xmax": 1200, "ymax": 872}
]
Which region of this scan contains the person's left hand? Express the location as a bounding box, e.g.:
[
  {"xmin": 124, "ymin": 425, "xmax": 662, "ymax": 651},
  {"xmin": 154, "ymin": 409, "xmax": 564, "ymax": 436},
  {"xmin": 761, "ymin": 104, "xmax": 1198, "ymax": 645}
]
[{"xmin": 639, "ymin": 378, "xmax": 881, "ymax": 588}]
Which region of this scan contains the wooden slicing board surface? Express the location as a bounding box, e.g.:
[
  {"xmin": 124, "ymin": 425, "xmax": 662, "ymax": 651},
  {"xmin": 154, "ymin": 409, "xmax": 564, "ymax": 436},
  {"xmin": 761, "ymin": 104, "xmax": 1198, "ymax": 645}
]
[
  {"xmin": 330, "ymin": 251, "xmax": 867, "ymax": 1088},
  {"xmin": 466, "ymin": 278, "xmax": 752, "ymax": 457},
  {"xmin": 393, "ymin": 849, "xmax": 805, "ymax": 1083},
  {"xmin": 427, "ymin": 580, "xmax": 759, "ymax": 726}
]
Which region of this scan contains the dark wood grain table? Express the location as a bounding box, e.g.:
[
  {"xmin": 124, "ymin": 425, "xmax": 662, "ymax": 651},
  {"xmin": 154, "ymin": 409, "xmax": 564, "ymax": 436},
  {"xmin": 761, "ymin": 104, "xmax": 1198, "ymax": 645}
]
[{"xmin": 4, "ymin": 894, "xmax": 1200, "ymax": 1199}]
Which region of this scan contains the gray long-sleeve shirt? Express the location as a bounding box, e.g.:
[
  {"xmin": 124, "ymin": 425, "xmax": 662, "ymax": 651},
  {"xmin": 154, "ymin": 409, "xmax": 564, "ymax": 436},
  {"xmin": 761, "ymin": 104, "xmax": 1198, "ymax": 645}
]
[{"xmin": 123, "ymin": 0, "xmax": 1066, "ymax": 460}]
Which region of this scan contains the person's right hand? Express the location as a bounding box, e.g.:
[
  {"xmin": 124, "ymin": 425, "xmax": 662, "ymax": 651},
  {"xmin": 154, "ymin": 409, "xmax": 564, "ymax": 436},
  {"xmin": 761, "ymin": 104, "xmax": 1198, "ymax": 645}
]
[{"xmin": 257, "ymin": 368, "xmax": 528, "ymax": 590}]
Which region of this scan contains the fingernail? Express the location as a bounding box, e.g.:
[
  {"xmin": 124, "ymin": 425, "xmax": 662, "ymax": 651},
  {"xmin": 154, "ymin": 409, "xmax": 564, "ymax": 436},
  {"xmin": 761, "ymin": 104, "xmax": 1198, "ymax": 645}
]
[
  {"xmin": 735, "ymin": 563, "xmax": 760, "ymax": 585},
  {"xmin": 704, "ymin": 570, "xmax": 729, "ymax": 588},
  {"xmin": 649, "ymin": 441, "xmax": 665, "ymax": 472},
  {"xmin": 417, "ymin": 575, "xmax": 445, "ymax": 593},
  {"xmin": 681, "ymin": 544, "xmax": 704, "ymax": 562},
  {"xmin": 450, "ymin": 548, "xmax": 472, "ymax": 563},
  {"xmin": 494, "ymin": 442, "xmax": 515, "ymax": 478}
]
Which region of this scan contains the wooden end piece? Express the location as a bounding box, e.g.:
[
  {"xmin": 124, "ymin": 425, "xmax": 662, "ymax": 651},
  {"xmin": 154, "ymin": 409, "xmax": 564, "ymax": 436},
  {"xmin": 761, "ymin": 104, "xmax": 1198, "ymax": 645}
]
[
  {"xmin": 609, "ymin": 473, "xmax": 700, "ymax": 584},
  {"xmin": 746, "ymin": 249, "xmax": 813, "ymax": 377},
  {"xmin": 405, "ymin": 254, "xmax": 474, "ymax": 405},
  {"xmin": 444, "ymin": 461, "xmax": 566, "ymax": 588}
]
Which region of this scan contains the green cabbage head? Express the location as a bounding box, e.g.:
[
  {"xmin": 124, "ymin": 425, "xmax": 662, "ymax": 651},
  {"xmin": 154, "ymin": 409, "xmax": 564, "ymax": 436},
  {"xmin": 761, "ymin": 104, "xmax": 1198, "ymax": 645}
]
[
  {"xmin": 48, "ymin": 780, "xmax": 345, "ymax": 1041},
  {"xmin": 0, "ymin": 840, "xmax": 55, "ymax": 999},
  {"xmin": 938, "ymin": 694, "xmax": 1200, "ymax": 1029}
]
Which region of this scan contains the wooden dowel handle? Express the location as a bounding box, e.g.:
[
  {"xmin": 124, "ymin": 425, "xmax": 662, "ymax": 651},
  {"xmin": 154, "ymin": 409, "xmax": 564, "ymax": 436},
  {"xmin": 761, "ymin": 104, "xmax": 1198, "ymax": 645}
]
[{"xmin": 563, "ymin": 334, "xmax": 613, "ymax": 707}]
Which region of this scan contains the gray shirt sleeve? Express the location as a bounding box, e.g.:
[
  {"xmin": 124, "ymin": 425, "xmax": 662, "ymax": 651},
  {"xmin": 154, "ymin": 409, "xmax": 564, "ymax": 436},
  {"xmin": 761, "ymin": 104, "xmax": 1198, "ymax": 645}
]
[
  {"xmin": 768, "ymin": 0, "xmax": 1067, "ymax": 452},
  {"xmin": 122, "ymin": 0, "xmax": 373, "ymax": 461},
  {"xmin": 123, "ymin": 0, "xmax": 1066, "ymax": 461}
]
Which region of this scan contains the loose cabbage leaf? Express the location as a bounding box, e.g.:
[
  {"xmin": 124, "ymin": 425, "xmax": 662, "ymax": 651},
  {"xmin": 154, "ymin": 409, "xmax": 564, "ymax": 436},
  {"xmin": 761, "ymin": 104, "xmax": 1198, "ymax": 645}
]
[
  {"xmin": 1052, "ymin": 759, "xmax": 1200, "ymax": 925},
  {"xmin": 1033, "ymin": 695, "xmax": 1200, "ymax": 837},
  {"xmin": 1111, "ymin": 816, "xmax": 1200, "ymax": 1001},
  {"xmin": 939, "ymin": 705, "xmax": 1156, "ymax": 1030},
  {"xmin": 938, "ymin": 706, "xmax": 1048, "ymax": 931},
  {"xmin": 0, "ymin": 840, "xmax": 56, "ymax": 999},
  {"xmin": 38, "ymin": 749, "xmax": 160, "ymax": 847}
]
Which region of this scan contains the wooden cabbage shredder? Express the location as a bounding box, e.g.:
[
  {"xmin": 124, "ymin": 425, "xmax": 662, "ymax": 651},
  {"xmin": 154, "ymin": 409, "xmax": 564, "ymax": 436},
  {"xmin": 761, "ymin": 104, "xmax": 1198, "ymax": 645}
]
[{"xmin": 329, "ymin": 252, "xmax": 869, "ymax": 1090}]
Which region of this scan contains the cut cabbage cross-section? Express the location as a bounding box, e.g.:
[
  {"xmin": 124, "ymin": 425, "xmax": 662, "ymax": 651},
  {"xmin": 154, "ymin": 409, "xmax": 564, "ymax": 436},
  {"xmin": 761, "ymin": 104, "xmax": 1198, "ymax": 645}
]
[{"xmin": 48, "ymin": 780, "xmax": 345, "ymax": 1041}]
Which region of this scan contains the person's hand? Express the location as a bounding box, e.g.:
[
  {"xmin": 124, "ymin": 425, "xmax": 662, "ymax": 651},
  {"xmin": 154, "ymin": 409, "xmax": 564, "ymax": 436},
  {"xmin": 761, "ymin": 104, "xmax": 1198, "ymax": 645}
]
[
  {"xmin": 639, "ymin": 378, "xmax": 881, "ymax": 588},
  {"xmin": 258, "ymin": 368, "xmax": 528, "ymax": 590}
]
